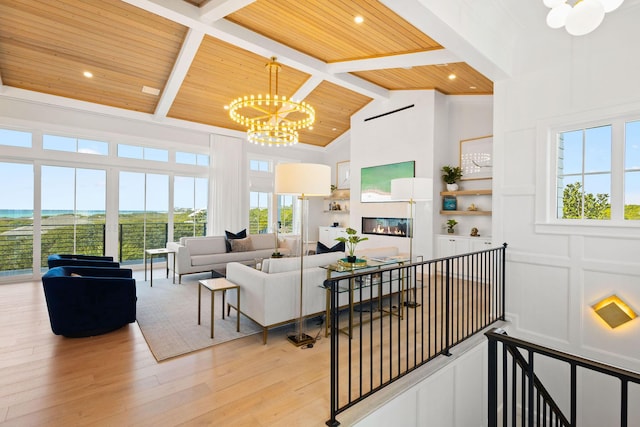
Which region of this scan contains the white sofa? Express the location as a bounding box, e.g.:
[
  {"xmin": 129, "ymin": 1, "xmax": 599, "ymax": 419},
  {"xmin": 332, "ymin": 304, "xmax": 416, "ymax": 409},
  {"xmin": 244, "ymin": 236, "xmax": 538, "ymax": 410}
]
[
  {"xmin": 225, "ymin": 246, "xmax": 405, "ymax": 344},
  {"xmin": 166, "ymin": 233, "xmax": 290, "ymax": 283}
]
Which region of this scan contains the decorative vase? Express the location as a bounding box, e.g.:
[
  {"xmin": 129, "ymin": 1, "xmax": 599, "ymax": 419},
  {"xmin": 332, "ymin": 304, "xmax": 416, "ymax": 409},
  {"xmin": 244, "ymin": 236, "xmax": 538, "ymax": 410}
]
[
  {"xmin": 447, "ymin": 229, "xmax": 455, "ymax": 234},
  {"xmin": 347, "ymin": 255, "xmax": 357, "ymax": 263},
  {"xmin": 446, "ymin": 183, "xmax": 459, "ymax": 191}
]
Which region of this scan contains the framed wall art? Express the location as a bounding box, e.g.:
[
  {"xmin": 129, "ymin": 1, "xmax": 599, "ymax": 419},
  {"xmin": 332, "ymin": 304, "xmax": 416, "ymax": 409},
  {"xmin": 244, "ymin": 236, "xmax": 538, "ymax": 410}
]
[
  {"xmin": 460, "ymin": 135, "xmax": 493, "ymax": 180},
  {"xmin": 336, "ymin": 160, "xmax": 350, "ymax": 189},
  {"xmin": 360, "ymin": 160, "xmax": 415, "ymax": 202}
]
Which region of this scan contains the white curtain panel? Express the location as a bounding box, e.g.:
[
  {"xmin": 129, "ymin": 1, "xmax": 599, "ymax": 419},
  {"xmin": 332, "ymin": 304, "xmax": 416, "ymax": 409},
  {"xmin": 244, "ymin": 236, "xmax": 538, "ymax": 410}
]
[{"xmin": 211, "ymin": 135, "xmax": 244, "ymax": 235}]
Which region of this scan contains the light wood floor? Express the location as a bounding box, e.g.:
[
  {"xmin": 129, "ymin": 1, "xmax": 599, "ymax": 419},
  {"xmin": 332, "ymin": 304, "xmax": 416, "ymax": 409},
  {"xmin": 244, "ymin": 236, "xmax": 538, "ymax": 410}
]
[
  {"xmin": 0, "ymin": 275, "xmax": 340, "ymax": 427},
  {"xmin": 0, "ymin": 271, "xmax": 496, "ymax": 426}
]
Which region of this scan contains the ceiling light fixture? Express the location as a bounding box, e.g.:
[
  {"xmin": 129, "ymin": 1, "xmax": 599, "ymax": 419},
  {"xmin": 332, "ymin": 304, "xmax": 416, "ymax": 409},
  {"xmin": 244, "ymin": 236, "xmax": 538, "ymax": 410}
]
[
  {"xmin": 227, "ymin": 57, "xmax": 315, "ymax": 147},
  {"xmin": 354, "ymin": 15, "xmax": 364, "ymax": 24},
  {"xmin": 448, "ymin": 73, "xmax": 456, "ymax": 80},
  {"xmin": 543, "ymin": 0, "xmax": 624, "ymax": 36},
  {"xmin": 83, "ymin": 71, "xmax": 93, "ymax": 78}
]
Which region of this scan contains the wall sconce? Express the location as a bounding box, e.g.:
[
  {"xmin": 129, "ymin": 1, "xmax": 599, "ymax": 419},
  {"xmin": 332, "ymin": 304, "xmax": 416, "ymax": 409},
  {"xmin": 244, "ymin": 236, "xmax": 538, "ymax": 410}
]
[{"xmin": 592, "ymin": 295, "xmax": 637, "ymax": 329}]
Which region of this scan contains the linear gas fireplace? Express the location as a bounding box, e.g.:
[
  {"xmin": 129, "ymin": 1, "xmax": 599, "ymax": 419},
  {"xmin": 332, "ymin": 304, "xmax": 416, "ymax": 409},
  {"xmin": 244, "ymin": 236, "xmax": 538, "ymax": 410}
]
[{"xmin": 362, "ymin": 217, "xmax": 411, "ymax": 238}]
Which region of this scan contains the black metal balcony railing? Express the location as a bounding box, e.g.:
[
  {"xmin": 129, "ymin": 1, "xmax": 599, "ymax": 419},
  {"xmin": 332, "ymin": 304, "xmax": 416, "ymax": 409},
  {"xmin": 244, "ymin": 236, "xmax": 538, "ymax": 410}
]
[
  {"xmin": 325, "ymin": 244, "xmax": 507, "ymax": 426},
  {"xmin": 486, "ymin": 328, "xmax": 640, "ymax": 427},
  {"xmin": 0, "ymin": 222, "xmax": 206, "ymax": 275}
]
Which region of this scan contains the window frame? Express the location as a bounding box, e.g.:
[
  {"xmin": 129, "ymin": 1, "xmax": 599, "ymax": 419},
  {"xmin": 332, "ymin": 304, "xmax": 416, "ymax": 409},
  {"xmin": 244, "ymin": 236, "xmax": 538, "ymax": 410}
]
[{"xmin": 536, "ymin": 107, "xmax": 640, "ymax": 237}]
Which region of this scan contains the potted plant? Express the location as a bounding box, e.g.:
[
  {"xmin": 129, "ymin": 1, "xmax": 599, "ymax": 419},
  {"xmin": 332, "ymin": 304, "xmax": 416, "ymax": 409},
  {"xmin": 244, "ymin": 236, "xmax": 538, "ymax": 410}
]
[
  {"xmin": 446, "ymin": 219, "xmax": 458, "ymax": 234},
  {"xmin": 441, "ymin": 165, "xmax": 463, "ymax": 191},
  {"xmin": 335, "ymin": 227, "xmax": 368, "ymax": 263}
]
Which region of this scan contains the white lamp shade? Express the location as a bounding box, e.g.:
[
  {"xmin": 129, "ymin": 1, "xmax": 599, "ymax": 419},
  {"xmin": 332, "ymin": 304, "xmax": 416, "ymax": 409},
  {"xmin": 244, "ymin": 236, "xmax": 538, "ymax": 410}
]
[
  {"xmin": 390, "ymin": 177, "xmax": 433, "ymax": 201},
  {"xmin": 275, "ymin": 163, "xmax": 331, "ymax": 196},
  {"xmin": 547, "ymin": 3, "xmax": 572, "ymax": 28},
  {"xmin": 566, "ymin": 0, "xmax": 605, "ymax": 35}
]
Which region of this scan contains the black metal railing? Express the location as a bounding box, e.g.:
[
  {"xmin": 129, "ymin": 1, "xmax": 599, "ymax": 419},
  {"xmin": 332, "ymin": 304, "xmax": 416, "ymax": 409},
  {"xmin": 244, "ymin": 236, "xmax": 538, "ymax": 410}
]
[
  {"xmin": 0, "ymin": 221, "xmax": 206, "ymax": 275},
  {"xmin": 326, "ymin": 243, "xmax": 507, "ymax": 426},
  {"xmin": 486, "ymin": 328, "xmax": 640, "ymax": 427}
]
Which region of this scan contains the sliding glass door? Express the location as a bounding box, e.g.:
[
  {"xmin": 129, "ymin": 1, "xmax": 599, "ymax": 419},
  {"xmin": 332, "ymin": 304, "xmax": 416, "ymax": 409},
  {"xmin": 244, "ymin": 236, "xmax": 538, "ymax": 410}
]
[
  {"xmin": 40, "ymin": 166, "xmax": 106, "ymax": 268},
  {"xmin": 119, "ymin": 171, "xmax": 168, "ymax": 264},
  {"xmin": 0, "ymin": 162, "xmax": 34, "ymax": 276}
]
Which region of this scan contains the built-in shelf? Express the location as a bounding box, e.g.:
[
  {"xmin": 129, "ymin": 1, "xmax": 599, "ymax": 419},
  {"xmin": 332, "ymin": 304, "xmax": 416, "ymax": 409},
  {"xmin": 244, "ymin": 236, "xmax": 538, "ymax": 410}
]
[
  {"xmin": 324, "ymin": 209, "xmax": 350, "ymax": 214},
  {"xmin": 440, "ymin": 189, "xmax": 492, "ymax": 196},
  {"xmin": 440, "ymin": 210, "xmax": 491, "ymax": 216}
]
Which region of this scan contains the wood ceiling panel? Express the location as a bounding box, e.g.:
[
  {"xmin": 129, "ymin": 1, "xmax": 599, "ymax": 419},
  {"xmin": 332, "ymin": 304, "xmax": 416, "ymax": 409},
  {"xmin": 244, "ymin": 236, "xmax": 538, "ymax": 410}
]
[
  {"xmin": 299, "ymin": 81, "xmax": 372, "ymax": 147},
  {"xmin": 225, "ymin": 0, "xmax": 443, "ymax": 63},
  {"xmin": 168, "ymin": 35, "xmax": 312, "ymax": 131},
  {"xmin": 0, "ymin": 0, "xmax": 187, "ymax": 113},
  {"xmin": 353, "ymin": 62, "xmax": 494, "ymax": 95}
]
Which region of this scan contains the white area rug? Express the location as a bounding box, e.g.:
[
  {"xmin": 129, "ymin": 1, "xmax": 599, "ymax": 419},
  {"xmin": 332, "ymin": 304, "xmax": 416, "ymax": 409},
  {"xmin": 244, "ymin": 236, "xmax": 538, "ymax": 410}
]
[{"xmin": 135, "ymin": 271, "xmax": 261, "ymax": 361}]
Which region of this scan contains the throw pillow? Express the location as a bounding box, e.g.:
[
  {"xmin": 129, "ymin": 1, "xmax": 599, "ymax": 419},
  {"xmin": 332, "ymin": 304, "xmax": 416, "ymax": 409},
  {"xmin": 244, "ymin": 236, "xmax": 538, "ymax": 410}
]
[
  {"xmin": 225, "ymin": 229, "xmax": 247, "ymax": 252},
  {"xmin": 230, "ymin": 236, "xmax": 254, "ymax": 252},
  {"xmin": 316, "ymin": 241, "xmax": 345, "ymax": 254}
]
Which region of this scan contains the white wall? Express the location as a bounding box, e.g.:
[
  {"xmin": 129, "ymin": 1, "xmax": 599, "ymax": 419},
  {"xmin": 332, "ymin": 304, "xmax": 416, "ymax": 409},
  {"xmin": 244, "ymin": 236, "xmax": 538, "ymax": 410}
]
[
  {"xmin": 350, "ymin": 91, "xmax": 438, "ymax": 259},
  {"xmin": 491, "ymin": 3, "xmax": 640, "ymax": 376},
  {"xmin": 352, "ymin": 339, "xmax": 488, "ymax": 427},
  {"xmin": 349, "ymin": 91, "xmax": 493, "ymax": 260}
]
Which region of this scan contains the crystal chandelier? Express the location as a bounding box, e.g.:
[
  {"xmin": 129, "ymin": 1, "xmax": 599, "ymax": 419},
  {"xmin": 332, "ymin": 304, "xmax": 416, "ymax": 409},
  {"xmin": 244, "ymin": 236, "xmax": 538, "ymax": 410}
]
[
  {"xmin": 227, "ymin": 57, "xmax": 315, "ymax": 147},
  {"xmin": 543, "ymin": 0, "xmax": 624, "ymax": 36}
]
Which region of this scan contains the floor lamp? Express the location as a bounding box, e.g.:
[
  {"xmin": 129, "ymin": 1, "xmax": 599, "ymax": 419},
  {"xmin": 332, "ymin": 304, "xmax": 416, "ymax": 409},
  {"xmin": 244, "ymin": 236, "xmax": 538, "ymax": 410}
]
[
  {"xmin": 275, "ymin": 163, "xmax": 331, "ymax": 347},
  {"xmin": 390, "ymin": 177, "xmax": 433, "ymax": 308}
]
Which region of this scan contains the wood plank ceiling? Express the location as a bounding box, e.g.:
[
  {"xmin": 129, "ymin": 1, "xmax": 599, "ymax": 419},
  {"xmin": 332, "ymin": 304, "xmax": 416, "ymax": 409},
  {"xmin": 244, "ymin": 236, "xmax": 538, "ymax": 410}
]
[{"xmin": 0, "ymin": 0, "xmax": 493, "ymax": 148}]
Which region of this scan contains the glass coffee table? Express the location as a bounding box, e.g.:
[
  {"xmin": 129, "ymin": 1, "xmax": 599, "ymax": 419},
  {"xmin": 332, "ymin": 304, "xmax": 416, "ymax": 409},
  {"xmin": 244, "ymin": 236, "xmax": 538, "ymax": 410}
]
[{"xmin": 320, "ymin": 256, "xmax": 408, "ymax": 338}]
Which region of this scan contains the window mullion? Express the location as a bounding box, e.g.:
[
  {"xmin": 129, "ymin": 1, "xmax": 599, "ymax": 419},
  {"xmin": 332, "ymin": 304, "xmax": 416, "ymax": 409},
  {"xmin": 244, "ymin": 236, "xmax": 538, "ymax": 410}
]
[{"xmin": 610, "ymin": 120, "xmax": 625, "ymax": 220}]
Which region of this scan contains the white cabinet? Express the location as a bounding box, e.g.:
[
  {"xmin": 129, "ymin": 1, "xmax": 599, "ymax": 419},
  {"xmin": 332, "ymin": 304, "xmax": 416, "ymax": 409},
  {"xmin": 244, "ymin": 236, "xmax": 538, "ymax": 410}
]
[
  {"xmin": 318, "ymin": 226, "xmax": 348, "ymax": 246},
  {"xmin": 437, "ymin": 234, "xmax": 491, "ymax": 258},
  {"xmin": 437, "ymin": 235, "xmax": 471, "ymax": 258},
  {"xmin": 436, "ymin": 235, "xmax": 492, "ymax": 280}
]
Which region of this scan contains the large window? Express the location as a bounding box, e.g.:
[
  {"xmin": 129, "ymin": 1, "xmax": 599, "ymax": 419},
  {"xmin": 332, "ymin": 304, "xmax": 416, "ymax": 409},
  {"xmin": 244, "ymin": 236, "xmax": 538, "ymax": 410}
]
[
  {"xmin": 249, "ymin": 191, "xmax": 270, "ymax": 234},
  {"xmin": 174, "ymin": 176, "xmax": 208, "ymax": 239},
  {"xmin": 0, "ymin": 129, "xmax": 31, "ymax": 148},
  {"xmin": 43, "ymin": 134, "xmax": 108, "ymax": 155},
  {"xmin": 277, "ymin": 195, "xmax": 295, "ymax": 233},
  {"xmin": 41, "ymin": 166, "xmax": 107, "ymax": 267},
  {"xmin": 0, "ymin": 125, "xmax": 211, "ymax": 279},
  {"xmin": 552, "ymin": 117, "xmax": 640, "ymax": 223},
  {"xmin": 625, "ymin": 120, "xmax": 640, "ymax": 220},
  {"xmin": 119, "ymin": 172, "xmax": 168, "ymax": 263},
  {"xmin": 556, "ymin": 125, "xmax": 612, "ymax": 220},
  {"xmin": 0, "ymin": 162, "xmax": 34, "ymax": 275}
]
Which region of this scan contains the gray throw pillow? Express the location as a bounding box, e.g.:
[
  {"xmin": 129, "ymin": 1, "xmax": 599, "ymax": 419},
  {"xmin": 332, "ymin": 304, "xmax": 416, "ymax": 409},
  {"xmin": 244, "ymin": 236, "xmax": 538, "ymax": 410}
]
[{"xmin": 230, "ymin": 236, "xmax": 254, "ymax": 252}]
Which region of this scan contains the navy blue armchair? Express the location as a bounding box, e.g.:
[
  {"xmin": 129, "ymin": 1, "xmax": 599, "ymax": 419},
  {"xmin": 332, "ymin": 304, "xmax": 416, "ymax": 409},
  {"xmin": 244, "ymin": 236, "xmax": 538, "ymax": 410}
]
[
  {"xmin": 47, "ymin": 254, "xmax": 120, "ymax": 269},
  {"xmin": 42, "ymin": 266, "xmax": 136, "ymax": 337}
]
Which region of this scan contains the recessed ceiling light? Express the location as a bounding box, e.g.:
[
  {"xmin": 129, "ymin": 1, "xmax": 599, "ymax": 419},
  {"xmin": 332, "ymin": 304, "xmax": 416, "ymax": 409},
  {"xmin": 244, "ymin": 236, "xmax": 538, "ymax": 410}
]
[
  {"xmin": 354, "ymin": 15, "xmax": 364, "ymax": 24},
  {"xmin": 448, "ymin": 73, "xmax": 456, "ymax": 80},
  {"xmin": 83, "ymin": 71, "xmax": 93, "ymax": 78},
  {"xmin": 332, "ymin": 128, "xmax": 337, "ymax": 131},
  {"xmin": 470, "ymin": 86, "xmax": 477, "ymax": 90}
]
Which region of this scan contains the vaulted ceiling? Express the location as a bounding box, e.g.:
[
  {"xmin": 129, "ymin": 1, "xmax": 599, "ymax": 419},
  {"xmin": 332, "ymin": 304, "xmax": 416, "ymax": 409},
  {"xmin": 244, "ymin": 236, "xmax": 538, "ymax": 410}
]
[{"xmin": 0, "ymin": 0, "xmax": 495, "ymax": 147}]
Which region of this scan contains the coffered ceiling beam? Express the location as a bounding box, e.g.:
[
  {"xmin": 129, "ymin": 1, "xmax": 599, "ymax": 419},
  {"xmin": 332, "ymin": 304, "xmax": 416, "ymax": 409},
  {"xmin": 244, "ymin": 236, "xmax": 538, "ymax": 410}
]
[
  {"xmin": 122, "ymin": 0, "xmax": 389, "ymax": 100},
  {"xmin": 154, "ymin": 28, "xmax": 205, "ymax": 120},
  {"xmin": 199, "ymin": 0, "xmax": 256, "ymax": 24},
  {"xmin": 327, "ymin": 49, "xmax": 460, "ymax": 74},
  {"xmin": 209, "ymin": 19, "xmax": 389, "ymax": 100}
]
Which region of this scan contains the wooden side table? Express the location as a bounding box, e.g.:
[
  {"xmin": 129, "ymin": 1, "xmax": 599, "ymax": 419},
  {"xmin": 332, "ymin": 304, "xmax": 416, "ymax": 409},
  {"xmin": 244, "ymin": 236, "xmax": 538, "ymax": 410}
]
[
  {"xmin": 198, "ymin": 278, "xmax": 240, "ymax": 339},
  {"xmin": 144, "ymin": 248, "xmax": 175, "ymax": 287}
]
